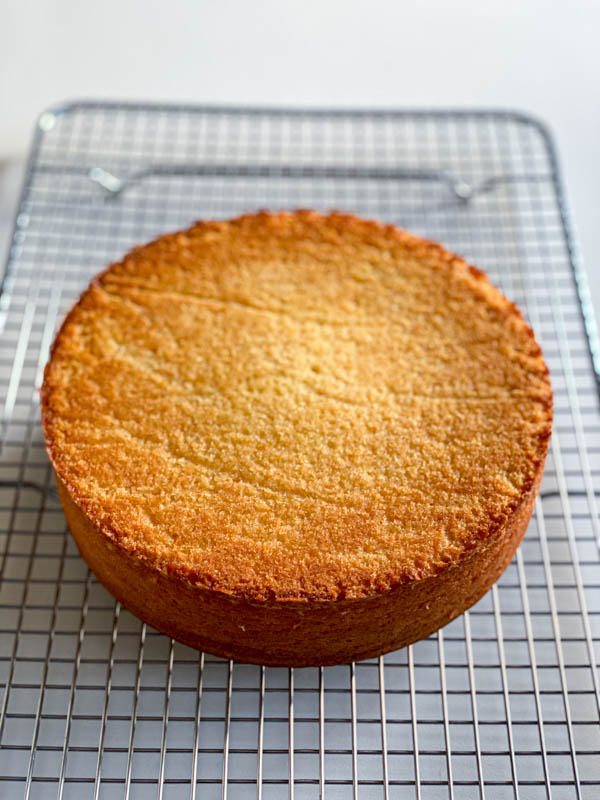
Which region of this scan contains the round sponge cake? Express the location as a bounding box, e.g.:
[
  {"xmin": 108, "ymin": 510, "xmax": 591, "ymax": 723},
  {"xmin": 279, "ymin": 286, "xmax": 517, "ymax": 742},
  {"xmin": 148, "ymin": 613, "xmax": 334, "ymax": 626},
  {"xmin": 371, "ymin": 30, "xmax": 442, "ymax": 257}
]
[{"xmin": 41, "ymin": 211, "xmax": 552, "ymax": 665}]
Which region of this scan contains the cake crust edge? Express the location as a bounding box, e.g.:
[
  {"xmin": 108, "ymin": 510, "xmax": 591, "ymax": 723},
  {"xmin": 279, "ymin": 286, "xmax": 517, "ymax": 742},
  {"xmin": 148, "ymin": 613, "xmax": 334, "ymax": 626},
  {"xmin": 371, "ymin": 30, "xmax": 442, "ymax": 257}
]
[{"xmin": 56, "ymin": 463, "xmax": 542, "ymax": 666}]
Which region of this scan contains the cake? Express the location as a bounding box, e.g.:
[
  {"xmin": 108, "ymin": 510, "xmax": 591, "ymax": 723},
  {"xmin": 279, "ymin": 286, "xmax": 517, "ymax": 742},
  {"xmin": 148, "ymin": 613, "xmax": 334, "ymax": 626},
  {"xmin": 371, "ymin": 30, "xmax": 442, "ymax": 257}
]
[{"xmin": 41, "ymin": 211, "xmax": 553, "ymax": 666}]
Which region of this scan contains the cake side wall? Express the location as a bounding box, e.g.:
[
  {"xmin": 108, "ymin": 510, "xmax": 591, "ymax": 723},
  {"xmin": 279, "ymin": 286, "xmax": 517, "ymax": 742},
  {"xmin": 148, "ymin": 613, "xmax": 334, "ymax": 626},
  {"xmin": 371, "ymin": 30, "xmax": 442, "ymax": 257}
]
[{"xmin": 56, "ymin": 472, "xmax": 541, "ymax": 666}]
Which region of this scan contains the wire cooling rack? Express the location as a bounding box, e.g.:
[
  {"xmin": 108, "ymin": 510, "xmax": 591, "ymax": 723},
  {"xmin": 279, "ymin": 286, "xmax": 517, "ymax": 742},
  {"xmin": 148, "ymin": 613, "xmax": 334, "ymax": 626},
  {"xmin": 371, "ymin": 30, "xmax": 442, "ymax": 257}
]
[{"xmin": 0, "ymin": 103, "xmax": 599, "ymax": 800}]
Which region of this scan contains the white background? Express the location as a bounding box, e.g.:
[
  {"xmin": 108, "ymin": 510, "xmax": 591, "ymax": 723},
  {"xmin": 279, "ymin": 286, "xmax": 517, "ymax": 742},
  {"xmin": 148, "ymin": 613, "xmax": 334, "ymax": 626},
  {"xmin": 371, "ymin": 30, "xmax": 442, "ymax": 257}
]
[{"xmin": 1, "ymin": 0, "xmax": 599, "ymax": 316}]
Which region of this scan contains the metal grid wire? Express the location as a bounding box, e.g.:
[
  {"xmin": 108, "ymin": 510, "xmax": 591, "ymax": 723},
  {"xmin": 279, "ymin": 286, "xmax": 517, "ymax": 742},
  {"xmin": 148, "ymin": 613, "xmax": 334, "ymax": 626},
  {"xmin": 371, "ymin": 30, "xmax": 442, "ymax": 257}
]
[{"xmin": 0, "ymin": 102, "xmax": 599, "ymax": 799}]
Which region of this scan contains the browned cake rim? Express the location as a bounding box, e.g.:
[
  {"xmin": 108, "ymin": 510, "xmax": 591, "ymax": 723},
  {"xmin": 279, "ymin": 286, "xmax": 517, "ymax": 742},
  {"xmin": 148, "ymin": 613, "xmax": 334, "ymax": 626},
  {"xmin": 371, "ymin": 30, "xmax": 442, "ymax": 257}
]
[{"xmin": 41, "ymin": 211, "xmax": 553, "ymax": 604}]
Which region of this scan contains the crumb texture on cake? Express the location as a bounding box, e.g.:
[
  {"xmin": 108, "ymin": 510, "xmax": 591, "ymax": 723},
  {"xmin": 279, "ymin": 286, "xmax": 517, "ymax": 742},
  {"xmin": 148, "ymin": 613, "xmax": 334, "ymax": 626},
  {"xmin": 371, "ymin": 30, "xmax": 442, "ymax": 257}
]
[{"xmin": 42, "ymin": 211, "xmax": 552, "ymax": 602}]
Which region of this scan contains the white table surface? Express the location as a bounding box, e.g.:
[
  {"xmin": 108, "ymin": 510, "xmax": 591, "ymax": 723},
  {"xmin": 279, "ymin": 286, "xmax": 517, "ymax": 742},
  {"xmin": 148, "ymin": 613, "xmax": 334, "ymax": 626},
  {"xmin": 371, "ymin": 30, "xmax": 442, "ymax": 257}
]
[{"xmin": 2, "ymin": 0, "xmax": 599, "ymax": 326}]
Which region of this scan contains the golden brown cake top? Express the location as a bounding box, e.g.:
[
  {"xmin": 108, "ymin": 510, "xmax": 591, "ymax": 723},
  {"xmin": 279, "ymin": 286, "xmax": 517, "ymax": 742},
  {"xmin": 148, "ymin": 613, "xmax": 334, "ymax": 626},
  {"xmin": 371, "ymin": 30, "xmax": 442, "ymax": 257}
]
[{"xmin": 42, "ymin": 211, "xmax": 552, "ymax": 602}]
